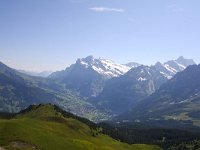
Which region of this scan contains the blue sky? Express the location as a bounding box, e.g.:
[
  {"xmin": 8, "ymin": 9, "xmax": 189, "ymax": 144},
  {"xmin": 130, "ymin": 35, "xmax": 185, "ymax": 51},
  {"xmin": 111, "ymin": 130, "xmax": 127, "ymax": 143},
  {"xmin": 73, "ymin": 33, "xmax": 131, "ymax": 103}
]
[{"xmin": 0, "ymin": 0, "xmax": 200, "ymax": 71}]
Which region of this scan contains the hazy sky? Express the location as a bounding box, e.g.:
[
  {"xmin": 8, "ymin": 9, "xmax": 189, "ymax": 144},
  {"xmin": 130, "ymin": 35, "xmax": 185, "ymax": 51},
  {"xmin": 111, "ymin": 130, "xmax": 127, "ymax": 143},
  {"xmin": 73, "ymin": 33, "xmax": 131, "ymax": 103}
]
[{"xmin": 0, "ymin": 0, "xmax": 200, "ymax": 72}]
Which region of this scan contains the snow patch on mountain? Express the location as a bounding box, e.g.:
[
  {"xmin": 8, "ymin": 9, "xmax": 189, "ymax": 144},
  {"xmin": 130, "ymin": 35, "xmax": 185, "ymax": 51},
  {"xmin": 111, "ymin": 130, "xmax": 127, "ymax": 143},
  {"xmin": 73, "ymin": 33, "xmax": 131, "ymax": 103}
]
[
  {"xmin": 160, "ymin": 71, "xmax": 172, "ymax": 79},
  {"xmin": 174, "ymin": 61, "xmax": 186, "ymax": 69},
  {"xmin": 80, "ymin": 61, "xmax": 89, "ymax": 68},
  {"xmin": 163, "ymin": 64, "xmax": 178, "ymax": 74},
  {"xmin": 138, "ymin": 77, "xmax": 147, "ymax": 81}
]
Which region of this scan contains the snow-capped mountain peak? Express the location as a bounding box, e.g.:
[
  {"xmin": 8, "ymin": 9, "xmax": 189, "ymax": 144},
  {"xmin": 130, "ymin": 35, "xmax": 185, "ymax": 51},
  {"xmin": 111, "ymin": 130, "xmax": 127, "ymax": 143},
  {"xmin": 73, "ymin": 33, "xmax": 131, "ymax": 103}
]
[
  {"xmin": 154, "ymin": 56, "xmax": 196, "ymax": 80},
  {"xmin": 77, "ymin": 56, "xmax": 131, "ymax": 78},
  {"xmin": 164, "ymin": 57, "xmax": 195, "ymax": 74}
]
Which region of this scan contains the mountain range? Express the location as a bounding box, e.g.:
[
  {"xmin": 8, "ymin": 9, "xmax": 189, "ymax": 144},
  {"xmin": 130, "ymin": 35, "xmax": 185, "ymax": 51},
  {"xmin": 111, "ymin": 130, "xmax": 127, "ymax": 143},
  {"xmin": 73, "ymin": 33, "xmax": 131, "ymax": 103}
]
[
  {"xmin": 49, "ymin": 56, "xmax": 194, "ymax": 100},
  {"xmin": 94, "ymin": 56, "xmax": 195, "ymax": 114},
  {"xmin": 49, "ymin": 55, "xmax": 140, "ymax": 97},
  {"xmin": 118, "ymin": 64, "xmax": 200, "ymax": 128},
  {"xmin": 0, "ymin": 55, "xmax": 198, "ymax": 125}
]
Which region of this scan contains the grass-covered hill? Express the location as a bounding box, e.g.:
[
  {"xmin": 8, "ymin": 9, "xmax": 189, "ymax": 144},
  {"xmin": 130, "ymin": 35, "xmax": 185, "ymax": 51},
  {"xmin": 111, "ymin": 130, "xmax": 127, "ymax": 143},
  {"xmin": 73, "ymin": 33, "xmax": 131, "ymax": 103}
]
[{"xmin": 0, "ymin": 104, "xmax": 161, "ymax": 150}]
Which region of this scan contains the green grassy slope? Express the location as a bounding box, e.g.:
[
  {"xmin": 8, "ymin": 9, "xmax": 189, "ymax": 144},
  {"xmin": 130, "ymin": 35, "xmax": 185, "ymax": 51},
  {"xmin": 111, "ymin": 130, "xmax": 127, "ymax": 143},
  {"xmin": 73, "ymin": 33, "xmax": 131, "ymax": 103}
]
[{"xmin": 0, "ymin": 104, "xmax": 161, "ymax": 150}]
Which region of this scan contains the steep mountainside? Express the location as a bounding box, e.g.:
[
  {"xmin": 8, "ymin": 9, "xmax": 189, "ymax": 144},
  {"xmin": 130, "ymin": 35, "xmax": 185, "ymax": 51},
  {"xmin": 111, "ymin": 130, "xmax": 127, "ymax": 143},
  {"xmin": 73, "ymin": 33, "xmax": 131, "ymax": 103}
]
[
  {"xmin": 0, "ymin": 104, "xmax": 161, "ymax": 150},
  {"xmin": 0, "ymin": 62, "xmax": 53, "ymax": 112},
  {"xmin": 49, "ymin": 55, "xmax": 139, "ymax": 97},
  {"xmin": 95, "ymin": 57, "xmax": 195, "ymax": 115},
  {"xmin": 119, "ymin": 64, "xmax": 200, "ymax": 127}
]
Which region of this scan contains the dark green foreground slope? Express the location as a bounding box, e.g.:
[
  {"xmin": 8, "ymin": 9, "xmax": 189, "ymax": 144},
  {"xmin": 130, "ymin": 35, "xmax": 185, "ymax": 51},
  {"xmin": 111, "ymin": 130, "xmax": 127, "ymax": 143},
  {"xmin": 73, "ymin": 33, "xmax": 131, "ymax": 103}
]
[{"xmin": 0, "ymin": 104, "xmax": 161, "ymax": 150}]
